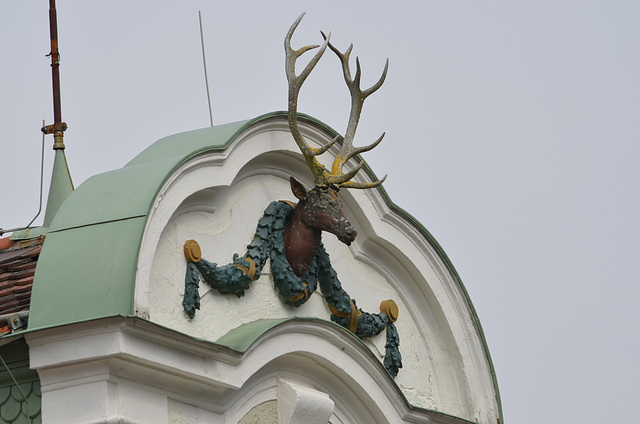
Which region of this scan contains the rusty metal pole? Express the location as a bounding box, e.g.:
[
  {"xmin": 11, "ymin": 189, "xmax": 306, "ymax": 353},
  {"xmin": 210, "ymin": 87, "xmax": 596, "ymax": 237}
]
[{"xmin": 42, "ymin": 0, "xmax": 67, "ymax": 150}]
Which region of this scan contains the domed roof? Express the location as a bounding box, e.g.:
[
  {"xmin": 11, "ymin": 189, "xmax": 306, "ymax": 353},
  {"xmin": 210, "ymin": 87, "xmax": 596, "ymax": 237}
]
[
  {"xmin": 27, "ymin": 111, "xmax": 501, "ymax": 422},
  {"xmin": 29, "ymin": 116, "xmax": 256, "ymax": 329},
  {"xmin": 29, "ymin": 112, "xmax": 371, "ymax": 330}
]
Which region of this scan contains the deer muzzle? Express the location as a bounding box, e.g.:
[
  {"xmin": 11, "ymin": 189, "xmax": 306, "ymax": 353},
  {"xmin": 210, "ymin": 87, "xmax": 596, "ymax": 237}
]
[{"xmin": 338, "ymin": 224, "xmax": 358, "ymax": 246}]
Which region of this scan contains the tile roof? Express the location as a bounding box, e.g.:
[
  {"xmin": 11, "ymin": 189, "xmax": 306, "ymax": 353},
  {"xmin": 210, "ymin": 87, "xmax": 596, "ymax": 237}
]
[{"xmin": 0, "ymin": 236, "xmax": 44, "ymax": 334}]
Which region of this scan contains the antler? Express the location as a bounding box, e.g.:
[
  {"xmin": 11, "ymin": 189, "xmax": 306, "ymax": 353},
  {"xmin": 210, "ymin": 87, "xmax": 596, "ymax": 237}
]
[
  {"xmin": 285, "ymin": 14, "xmax": 388, "ymax": 189},
  {"xmin": 285, "ymin": 13, "xmax": 336, "ymax": 187},
  {"xmin": 321, "ymin": 32, "xmax": 389, "ymax": 189}
]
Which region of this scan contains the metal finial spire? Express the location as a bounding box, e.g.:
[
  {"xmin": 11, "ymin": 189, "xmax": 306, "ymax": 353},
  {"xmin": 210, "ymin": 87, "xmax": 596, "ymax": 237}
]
[
  {"xmin": 40, "ymin": 0, "xmax": 74, "ymax": 230},
  {"xmin": 41, "ymin": 0, "xmax": 68, "ymax": 149}
]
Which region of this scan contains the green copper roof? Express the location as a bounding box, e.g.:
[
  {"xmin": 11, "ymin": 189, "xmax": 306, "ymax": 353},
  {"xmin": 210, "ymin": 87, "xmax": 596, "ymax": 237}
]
[
  {"xmin": 216, "ymin": 318, "xmax": 293, "ymax": 352},
  {"xmin": 29, "ymin": 116, "xmax": 257, "ymax": 330},
  {"xmin": 43, "ymin": 150, "xmax": 74, "ymax": 228},
  {"xmin": 10, "ymin": 149, "xmax": 74, "ymax": 241},
  {"xmin": 47, "ymin": 120, "xmax": 251, "ymax": 233},
  {"xmin": 27, "ymin": 112, "xmax": 501, "ymax": 422},
  {"xmin": 29, "ymin": 112, "xmax": 324, "ymax": 329}
]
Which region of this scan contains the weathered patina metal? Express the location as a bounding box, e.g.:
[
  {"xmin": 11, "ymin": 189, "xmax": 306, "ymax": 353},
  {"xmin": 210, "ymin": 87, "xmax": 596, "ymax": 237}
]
[
  {"xmin": 181, "ymin": 15, "xmax": 403, "ymax": 378},
  {"xmin": 284, "ymin": 177, "xmax": 357, "ymax": 276},
  {"xmin": 183, "ymin": 200, "xmax": 403, "ymax": 377}
]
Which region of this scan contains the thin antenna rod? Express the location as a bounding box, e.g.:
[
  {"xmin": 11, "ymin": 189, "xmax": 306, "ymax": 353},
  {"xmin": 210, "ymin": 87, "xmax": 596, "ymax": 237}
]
[
  {"xmin": 25, "ymin": 120, "xmax": 47, "ymax": 228},
  {"xmin": 0, "ymin": 121, "xmax": 46, "ymax": 236},
  {"xmin": 42, "ymin": 0, "xmax": 68, "ymax": 149},
  {"xmin": 199, "ymin": 11, "xmax": 214, "ymax": 127}
]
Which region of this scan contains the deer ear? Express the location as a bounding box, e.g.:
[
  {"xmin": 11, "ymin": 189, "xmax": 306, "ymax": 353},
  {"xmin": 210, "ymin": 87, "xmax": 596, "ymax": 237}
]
[{"xmin": 290, "ymin": 177, "xmax": 307, "ymax": 200}]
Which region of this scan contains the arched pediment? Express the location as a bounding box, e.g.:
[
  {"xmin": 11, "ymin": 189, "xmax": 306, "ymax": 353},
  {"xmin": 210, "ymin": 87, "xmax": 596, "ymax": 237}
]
[
  {"xmin": 137, "ymin": 113, "xmax": 499, "ymax": 422},
  {"xmin": 212, "ymin": 318, "xmax": 474, "ymax": 424},
  {"xmin": 29, "ymin": 112, "xmax": 500, "ymax": 423}
]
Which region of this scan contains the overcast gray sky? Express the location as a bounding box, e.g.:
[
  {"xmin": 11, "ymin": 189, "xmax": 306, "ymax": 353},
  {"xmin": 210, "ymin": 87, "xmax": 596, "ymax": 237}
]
[{"xmin": 2, "ymin": 2, "xmax": 639, "ymax": 423}]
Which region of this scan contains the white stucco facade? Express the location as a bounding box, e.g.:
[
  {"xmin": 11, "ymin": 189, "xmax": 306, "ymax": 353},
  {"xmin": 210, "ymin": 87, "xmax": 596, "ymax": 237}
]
[{"xmin": 26, "ymin": 114, "xmax": 501, "ymax": 424}]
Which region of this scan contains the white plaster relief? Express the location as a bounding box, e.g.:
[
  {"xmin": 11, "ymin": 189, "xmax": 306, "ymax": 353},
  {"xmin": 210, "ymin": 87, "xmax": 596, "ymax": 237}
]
[
  {"xmin": 136, "ymin": 117, "xmax": 499, "ymax": 423},
  {"xmin": 277, "ymin": 379, "xmax": 334, "ymax": 424}
]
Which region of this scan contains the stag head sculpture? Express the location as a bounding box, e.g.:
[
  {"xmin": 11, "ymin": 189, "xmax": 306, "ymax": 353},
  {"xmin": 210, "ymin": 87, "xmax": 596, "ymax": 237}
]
[
  {"xmin": 283, "ymin": 13, "xmax": 389, "ymax": 277},
  {"xmin": 181, "ymin": 17, "xmax": 402, "ymax": 377}
]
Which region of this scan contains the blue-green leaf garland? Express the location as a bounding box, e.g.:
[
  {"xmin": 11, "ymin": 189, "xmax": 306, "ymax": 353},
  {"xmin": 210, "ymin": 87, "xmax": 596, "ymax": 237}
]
[{"xmin": 183, "ymin": 201, "xmax": 402, "ymax": 377}]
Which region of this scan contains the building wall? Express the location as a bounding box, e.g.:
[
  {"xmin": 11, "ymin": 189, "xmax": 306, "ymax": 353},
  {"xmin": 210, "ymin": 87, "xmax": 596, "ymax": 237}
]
[
  {"xmin": 25, "ymin": 114, "xmax": 500, "ymax": 423},
  {"xmin": 238, "ymin": 401, "xmax": 278, "ymax": 424},
  {"xmin": 136, "ymin": 117, "xmax": 499, "ymax": 422}
]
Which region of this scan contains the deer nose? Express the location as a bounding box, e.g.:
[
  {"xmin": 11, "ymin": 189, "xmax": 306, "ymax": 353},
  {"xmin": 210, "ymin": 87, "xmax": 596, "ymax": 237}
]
[{"xmin": 340, "ymin": 225, "xmax": 358, "ymax": 245}]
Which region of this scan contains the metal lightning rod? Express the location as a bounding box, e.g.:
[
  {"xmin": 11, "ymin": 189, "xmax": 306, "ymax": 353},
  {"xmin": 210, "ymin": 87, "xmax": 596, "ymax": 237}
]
[
  {"xmin": 198, "ymin": 11, "xmax": 214, "ymax": 127},
  {"xmin": 41, "ymin": 0, "xmax": 68, "ymax": 148}
]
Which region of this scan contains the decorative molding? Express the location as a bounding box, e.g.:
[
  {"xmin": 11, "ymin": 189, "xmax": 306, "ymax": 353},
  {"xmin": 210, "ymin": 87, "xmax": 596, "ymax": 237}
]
[
  {"xmin": 25, "ymin": 316, "xmax": 475, "ymax": 424},
  {"xmin": 133, "ymin": 115, "xmax": 499, "ymax": 422},
  {"xmin": 277, "ymin": 379, "xmax": 334, "ymax": 424}
]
